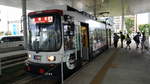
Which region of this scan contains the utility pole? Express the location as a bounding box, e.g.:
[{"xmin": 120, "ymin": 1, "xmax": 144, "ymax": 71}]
[
  {"xmin": 22, "ymin": 0, "xmax": 27, "ymax": 49},
  {"xmin": 105, "ymin": 18, "xmax": 109, "ymax": 48},
  {"xmin": 0, "ymin": 57, "xmax": 1, "ymax": 76},
  {"xmin": 94, "ymin": 0, "xmax": 97, "ymax": 17},
  {"xmin": 121, "ymin": 0, "xmax": 125, "ymax": 32},
  {"xmin": 135, "ymin": 14, "xmax": 137, "ymax": 32}
]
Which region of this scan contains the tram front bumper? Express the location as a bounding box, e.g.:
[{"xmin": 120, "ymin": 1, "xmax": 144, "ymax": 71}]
[{"xmin": 25, "ymin": 60, "xmax": 62, "ymax": 78}]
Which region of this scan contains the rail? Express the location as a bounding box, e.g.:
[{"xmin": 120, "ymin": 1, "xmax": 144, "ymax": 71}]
[{"xmin": 0, "ymin": 50, "xmax": 27, "ymax": 76}]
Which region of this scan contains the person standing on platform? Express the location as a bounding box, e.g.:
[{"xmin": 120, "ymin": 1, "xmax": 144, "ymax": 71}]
[
  {"xmin": 125, "ymin": 34, "xmax": 131, "ymax": 49},
  {"xmin": 120, "ymin": 32, "xmax": 125, "ymax": 48},
  {"xmin": 141, "ymin": 32, "xmax": 146, "ymax": 50},
  {"xmin": 113, "ymin": 33, "xmax": 120, "ymax": 48},
  {"xmin": 133, "ymin": 32, "xmax": 141, "ymax": 48}
]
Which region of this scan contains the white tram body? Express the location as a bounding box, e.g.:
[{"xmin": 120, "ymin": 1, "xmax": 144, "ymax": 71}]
[{"xmin": 25, "ymin": 5, "xmax": 110, "ymax": 78}]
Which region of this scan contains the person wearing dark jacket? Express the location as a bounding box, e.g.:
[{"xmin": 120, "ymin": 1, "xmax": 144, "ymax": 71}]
[
  {"xmin": 133, "ymin": 32, "xmax": 141, "ymax": 48},
  {"xmin": 141, "ymin": 32, "xmax": 146, "ymax": 50},
  {"xmin": 113, "ymin": 33, "xmax": 120, "ymax": 48},
  {"xmin": 125, "ymin": 34, "xmax": 131, "ymax": 49},
  {"xmin": 120, "ymin": 32, "xmax": 125, "ymax": 48}
]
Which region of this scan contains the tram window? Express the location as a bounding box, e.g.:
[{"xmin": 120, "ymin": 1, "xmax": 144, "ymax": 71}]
[
  {"xmin": 64, "ymin": 36, "xmax": 75, "ymax": 50},
  {"xmin": 63, "ymin": 23, "xmax": 75, "ymax": 50},
  {"xmin": 63, "ymin": 23, "xmax": 75, "ymax": 36}
]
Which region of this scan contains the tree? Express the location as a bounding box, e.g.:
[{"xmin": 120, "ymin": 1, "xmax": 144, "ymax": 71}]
[
  {"xmin": 125, "ymin": 18, "xmax": 134, "ymax": 34},
  {"xmin": 138, "ymin": 24, "xmax": 150, "ymax": 35}
]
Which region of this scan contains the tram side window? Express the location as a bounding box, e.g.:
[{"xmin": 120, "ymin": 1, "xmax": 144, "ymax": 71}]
[
  {"xmin": 92, "ymin": 29, "xmax": 104, "ymax": 50},
  {"xmin": 64, "ymin": 23, "xmax": 75, "ymax": 50}
]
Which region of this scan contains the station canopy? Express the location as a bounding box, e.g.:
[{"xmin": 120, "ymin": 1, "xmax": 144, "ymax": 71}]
[{"xmin": 0, "ymin": 0, "xmax": 150, "ymax": 16}]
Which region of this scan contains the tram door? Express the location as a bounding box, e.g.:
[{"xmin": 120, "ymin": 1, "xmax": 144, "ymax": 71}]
[{"xmin": 80, "ymin": 23, "xmax": 89, "ymax": 61}]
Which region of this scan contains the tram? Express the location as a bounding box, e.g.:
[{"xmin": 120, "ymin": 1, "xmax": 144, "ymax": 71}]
[{"xmin": 25, "ymin": 5, "xmax": 111, "ymax": 79}]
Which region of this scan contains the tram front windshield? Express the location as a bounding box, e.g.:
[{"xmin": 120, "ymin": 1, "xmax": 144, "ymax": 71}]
[{"xmin": 28, "ymin": 14, "xmax": 61, "ymax": 52}]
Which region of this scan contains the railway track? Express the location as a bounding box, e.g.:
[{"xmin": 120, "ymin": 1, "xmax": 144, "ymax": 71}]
[
  {"xmin": 12, "ymin": 75, "xmax": 58, "ymax": 84},
  {"xmin": 0, "ymin": 63, "xmax": 58, "ymax": 84},
  {"xmin": 12, "ymin": 75, "xmax": 41, "ymax": 84}
]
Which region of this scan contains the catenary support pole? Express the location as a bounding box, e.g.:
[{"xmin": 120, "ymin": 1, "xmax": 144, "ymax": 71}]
[
  {"xmin": 135, "ymin": 14, "xmax": 137, "ymax": 32},
  {"xmin": 0, "ymin": 59, "xmax": 1, "ymax": 76},
  {"xmin": 61, "ymin": 56, "xmax": 64, "ymax": 84},
  {"xmin": 105, "ymin": 19, "xmax": 108, "ymax": 48},
  {"xmin": 94, "ymin": 0, "xmax": 97, "ymax": 17},
  {"xmin": 22, "ymin": 0, "xmax": 27, "ymax": 49},
  {"xmin": 121, "ymin": 0, "xmax": 124, "ymax": 32}
]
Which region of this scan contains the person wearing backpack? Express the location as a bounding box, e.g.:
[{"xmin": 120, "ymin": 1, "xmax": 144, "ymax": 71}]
[
  {"xmin": 133, "ymin": 32, "xmax": 141, "ymax": 48},
  {"xmin": 120, "ymin": 32, "xmax": 125, "ymax": 48},
  {"xmin": 126, "ymin": 34, "xmax": 131, "ymax": 49}
]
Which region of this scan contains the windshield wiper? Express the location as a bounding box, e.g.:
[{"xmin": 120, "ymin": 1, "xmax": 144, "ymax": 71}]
[{"xmin": 33, "ymin": 38, "xmax": 39, "ymax": 53}]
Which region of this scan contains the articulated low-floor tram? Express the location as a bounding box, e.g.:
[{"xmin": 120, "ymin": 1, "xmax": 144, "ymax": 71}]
[{"xmin": 25, "ymin": 5, "xmax": 112, "ymax": 79}]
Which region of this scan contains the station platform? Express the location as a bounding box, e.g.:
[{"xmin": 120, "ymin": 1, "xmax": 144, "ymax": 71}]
[{"xmin": 64, "ymin": 44, "xmax": 150, "ymax": 84}]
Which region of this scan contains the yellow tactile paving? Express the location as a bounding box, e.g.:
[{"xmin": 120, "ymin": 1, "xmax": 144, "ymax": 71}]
[{"xmin": 90, "ymin": 50, "xmax": 118, "ymax": 84}]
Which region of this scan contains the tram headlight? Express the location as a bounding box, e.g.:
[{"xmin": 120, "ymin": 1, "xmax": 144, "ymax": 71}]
[
  {"xmin": 28, "ymin": 54, "xmax": 32, "ymax": 59},
  {"xmin": 48, "ymin": 56, "xmax": 55, "ymax": 61}
]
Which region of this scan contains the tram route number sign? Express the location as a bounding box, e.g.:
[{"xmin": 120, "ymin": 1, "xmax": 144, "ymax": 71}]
[{"xmin": 33, "ymin": 16, "xmax": 53, "ymax": 23}]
